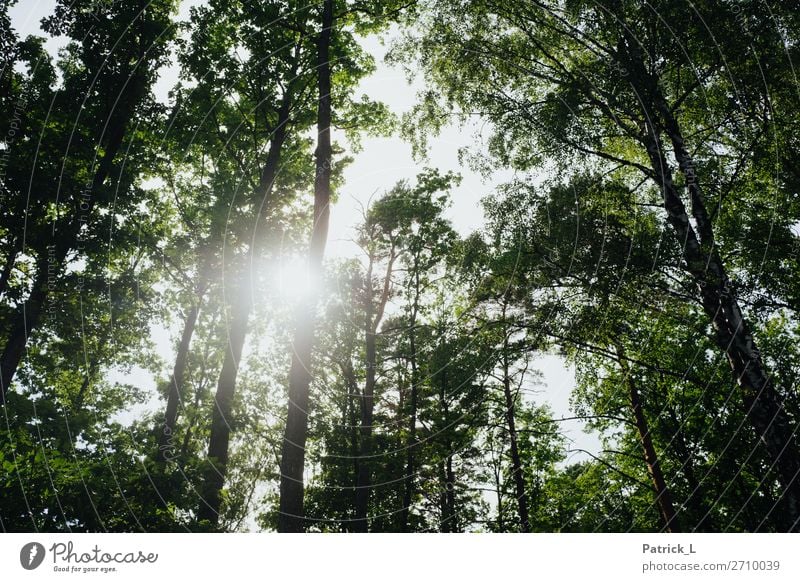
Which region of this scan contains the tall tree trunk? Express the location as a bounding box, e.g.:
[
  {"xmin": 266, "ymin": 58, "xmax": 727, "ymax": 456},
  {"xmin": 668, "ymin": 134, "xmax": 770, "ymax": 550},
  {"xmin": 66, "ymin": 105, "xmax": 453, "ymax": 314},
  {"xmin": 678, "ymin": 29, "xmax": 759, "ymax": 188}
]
[
  {"xmin": 401, "ymin": 264, "xmax": 421, "ymax": 531},
  {"xmin": 444, "ymin": 453, "xmax": 457, "ymax": 532},
  {"xmin": 157, "ymin": 300, "xmax": 202, "ymax": 463},
  {"xmin": 438, "ymin": 368, "xmax": 458, "ymax": 532},
  {"xmin": 277, "ymin": 0, "xmax": 334, "ymax": 533},
  {"xmin": 195, "ymin": 64, "xmax": 294, "ymax": 523},
  {"xmin": 353, "ymin": 311, "xmax": 377, "ymax": 532},
  {"xmin": 622, "ymin": 38, "xmax": 800, "ymax": 530},
  {"xmin": 493, "ymin": 453, "xmax": 504, "ymax": 532},
  {"xmin": 616, "ymin": 345, "xmax": 680, "ymax": 532},
  {"xmin": 339, "ymin": 359, "xmax": 361, "ymax": 531},
  {"xmin": 348, "ymin": 367, "xmax": 361, "ymax": 532},
  {"xmin": 352, "ymin": 249, "xmax": 396, "ymax": 532},
  {"xmin": 73, "ymin": 359, "xmax": 99, "ymax": 410},
  {"xmin": 641, "ymin": 123, "xmax": 800, "ymax": 528},
  {"xmin": 501, "ymin": 331, "xmax": 531, "ymax": 532},
  {"xmin": 156, "ymin": 263, "xmax": 211, "ymax": 463},
  {"xmin": 179, "ymin": 308, "xmax": 220, "ymax": 468},
  {"xmin": 179, "ymin": 387, "xmax": 203, "ymax": 468},
  {"xmin": 197, "ymin": 295, "xmax": 250, "ymax": 527}
]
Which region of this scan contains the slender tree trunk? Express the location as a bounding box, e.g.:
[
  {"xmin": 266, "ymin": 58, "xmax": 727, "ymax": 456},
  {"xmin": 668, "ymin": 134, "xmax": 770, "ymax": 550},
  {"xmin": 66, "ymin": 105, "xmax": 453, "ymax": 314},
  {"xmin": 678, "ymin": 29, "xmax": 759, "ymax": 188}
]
[
  {"xmin": 353, "ymin": 312, "xmax": 377, "ymax": 532},
  {"xmin": 157, "ymin": 299, "xmax": 202, "ymax": 463},
  {"xmin": 277, "ymin": 0, "xmax": 334, "ymax": 533},
  {"xmin": 438, "ymin": 461, "xmax": 450, "ymax": 532},
  {"xmin": 493, "ymin": 454, "xmax": 504, "ymax": 532},
  {"xmin": 348, "ymin": 367, "xmax": 361, "ymax": 532},
  {"xmin": 352, "ymin": 249, "xmax": 396, "ymax": 532},
  {"xmin": 444, "ymin": 453, "xmax": 457, "ymax": 532},
  {"xmin": 401, "ymin": 265, "xmax": 421, "ymax": 531},
  {"xmin": 623, "ymin": 40, "xmax": 800, "ymax": 530},
  {"xmin": 338, "ymin": 359, "xmax": 361, "ymax": 531},
  {"xmin": 353, "ymin": 256, "xmax": 378, "ymax": 533},
  {"xmin": 616, "ymin": 345, "xmax": 680, "ymax": 532},
  {"xmin": 641, "ymin": 124, "xmax": 800, "ymax": 527},
  {"xmin": 196, "ymin": 121, "xmax": 291, "ymax": 525},
  {"xmin": 195, "ymin": 70, "xmax": 292, "ymax": 524},
  {"xmin": 438, "ymin": 368, "xmax": 458, "ymax": 532},
  {"xmin": 337, "ymin": 367, "xmax": 351, "ymax": 529},
  {"xmin": 663, "ymin": 109, "xmax": 800, "ymax": 529},
  {"xmin": 198, "ymin": 295, "xmax": 250, "ymax": 527},
  {"xmin": 156, "ymin": 260, "xmax": 212, "ymax": 463},
  {"xmin": 501, "ymin": 332, "xmax": 531, "ymax": 532},
  {"xmin": 178, "ymin": 312, "xmax": 218, "ymax": 467},
  {"xmin": 194, "ymin": 60, "xmax": 294, "ymax": 524},
  {"xmin": 179, "ymin": 394, "xmax": 201, "ymax": 467},
  {"xmin": 675, "ymin": 438, "xmax": 702, "ymax": 518}
]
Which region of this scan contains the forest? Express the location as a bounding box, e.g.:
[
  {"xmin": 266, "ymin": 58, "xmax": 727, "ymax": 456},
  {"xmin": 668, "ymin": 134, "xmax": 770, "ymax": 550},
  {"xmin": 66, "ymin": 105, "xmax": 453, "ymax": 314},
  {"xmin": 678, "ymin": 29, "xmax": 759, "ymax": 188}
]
[{"xmin": 1, "ymin": 0, "xmax": 800, "ymax": 533}]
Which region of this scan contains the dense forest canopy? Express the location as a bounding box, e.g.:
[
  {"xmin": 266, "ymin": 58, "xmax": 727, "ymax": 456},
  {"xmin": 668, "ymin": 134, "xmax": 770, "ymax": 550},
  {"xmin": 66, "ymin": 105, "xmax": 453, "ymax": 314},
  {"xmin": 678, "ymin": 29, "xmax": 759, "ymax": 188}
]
[{"xmin": 1, "ymin": 0, "xmax": 799, "ymax": 532}]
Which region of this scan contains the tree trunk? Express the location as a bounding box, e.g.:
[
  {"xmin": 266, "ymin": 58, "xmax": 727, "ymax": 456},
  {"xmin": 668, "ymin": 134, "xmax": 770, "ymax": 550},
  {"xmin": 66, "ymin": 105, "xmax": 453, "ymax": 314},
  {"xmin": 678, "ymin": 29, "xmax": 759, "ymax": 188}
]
[
  {"xmin": 444, "ymin": 454, "xmax": 457, "ymax": 532},
  {"xmin": 197, "ymin": 61, "xmax": 296, "ymax": 523},
  {"xmin": 197, "ymin": 108, "xmax": 292, "ymax": 524},
  {"xmin": 622, "ymin": 39, "xmax": 800, "ymax": 530},
  {"xmin": 439, "ymin": 368, "xmax": 458, "ymax": 532},
  {"xmin": 616, "ymin": 345, "xmax": 680, "ymax": 532},
  {"xmin": 277, "ymin": 0, "xmax": 334, "ymax": 533},
  {"xmin": 0, "ymin": 254, "xmax": 52, "ymax": 403},
  {"xmin": 338, "ymin": 359, "xmax": 361, "ymax": 531},
  {"xmin": 493, "ymin": 454, "xmax": 504, "ymax": 532},
  {"xmin": 156, "ymin": 299, "xmax": 202, "ymax": 463},
  {"xmin": 197, "ymin": 295, "xmax": 250, "ymax": 527},
  {"xmin": 641, "ymin": 124, "xmax": 800, "ymax": 528},
  {"xmin": 353, "ymin": 257, "xmax": 379, "ymax": 533},
  {"xmin": 401, "ymin": 264, "xmax": 421, "ymax": 531},
  {"xmin": 353, "ymin": 313, "xmax": 377, "ymax": 532},
  {"xmin": 352, "ymin": 248, "xmax": 396, "ymax": 532},
  {"xmin": 156, "ymin": 255, "xmax": 213, "ymax": 464},
  {"xmin": 349, "ymin": 374, "xmax": 361, "ymax": 532},
  {"xmin": 179, "ymin": 386, "xmax": 203, "ymax": 467},
  {"xmin": 502, "ymin": 332, "xmax": 531, "ymax": 532},
  {"xmin": 662, "ymin": 108, "xmax": 800, "ymax": 530},
  {"xmin": 194, "ymin": 70, "xmax": 293, "ymax": 522},
  {"xmin": 0, "ymin": 240, "xmax": 17, "ymax": 300},
  {"xmin": 73, "ymin": 359, "xmax": 99, "ymax": 410}
]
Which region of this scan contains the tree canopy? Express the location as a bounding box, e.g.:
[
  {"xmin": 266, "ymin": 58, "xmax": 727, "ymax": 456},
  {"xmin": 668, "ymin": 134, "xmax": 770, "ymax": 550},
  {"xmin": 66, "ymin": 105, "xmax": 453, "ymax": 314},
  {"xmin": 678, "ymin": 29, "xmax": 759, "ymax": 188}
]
[{"xmin": 1, "ymin": 0, "xmax": 799, "ymax": 533}]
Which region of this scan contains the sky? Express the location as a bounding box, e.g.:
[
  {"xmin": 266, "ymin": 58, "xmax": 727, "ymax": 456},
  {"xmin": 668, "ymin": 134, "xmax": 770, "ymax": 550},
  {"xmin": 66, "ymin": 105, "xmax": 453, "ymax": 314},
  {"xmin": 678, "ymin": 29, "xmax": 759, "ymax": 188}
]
[{"xmin": 8, "ymin": 0, "xmax": 600, "ymax": 458}]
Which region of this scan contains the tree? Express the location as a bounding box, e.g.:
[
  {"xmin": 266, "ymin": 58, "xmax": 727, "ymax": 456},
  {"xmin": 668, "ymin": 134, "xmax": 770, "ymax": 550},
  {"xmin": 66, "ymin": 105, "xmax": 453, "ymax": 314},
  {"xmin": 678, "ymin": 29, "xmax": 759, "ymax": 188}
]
[
  {"xmin": 277, "ymin": 0, "xmax": 406, "ymax": 532},
  {"xmin": 3, "ymin": 0, "xmax": 799, "ymax": 535},
  {"xmin": 0, "ymin": 0, "xmax": 177, "ymax": 403},
  {"xmin": 163, "ymin": 0, "xmax": 321, "ymax": 527},
  {"xmin": 396, "ymin": 0, "xmax": 800, "ymax": 529},
  {"xmin": 278, "ymin": 0, "xmax": 336, "ymax": 533}
]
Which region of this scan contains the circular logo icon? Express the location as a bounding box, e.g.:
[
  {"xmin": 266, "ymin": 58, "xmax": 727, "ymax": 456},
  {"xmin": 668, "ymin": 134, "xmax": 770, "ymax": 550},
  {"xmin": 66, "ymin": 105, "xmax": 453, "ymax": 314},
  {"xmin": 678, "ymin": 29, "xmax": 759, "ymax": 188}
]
[{"xmin": 20, "ymin": 542, "xmax": 46, "ymax": 570}]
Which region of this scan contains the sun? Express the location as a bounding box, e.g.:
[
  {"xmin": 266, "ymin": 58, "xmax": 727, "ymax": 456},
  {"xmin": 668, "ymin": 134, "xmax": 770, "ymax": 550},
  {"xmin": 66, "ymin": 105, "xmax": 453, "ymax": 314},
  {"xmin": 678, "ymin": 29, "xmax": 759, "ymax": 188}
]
[{"xmin": 271, "ymin": 254, "xmax": 314, "ymax": 301}]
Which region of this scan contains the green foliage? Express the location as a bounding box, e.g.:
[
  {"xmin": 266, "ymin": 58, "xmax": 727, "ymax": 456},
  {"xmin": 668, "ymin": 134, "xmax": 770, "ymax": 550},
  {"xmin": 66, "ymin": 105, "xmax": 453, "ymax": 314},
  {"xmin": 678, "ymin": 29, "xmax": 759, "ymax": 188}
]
[{"xmin": 3, "ymin": 0, "xmax": 799, "ymax": 534}]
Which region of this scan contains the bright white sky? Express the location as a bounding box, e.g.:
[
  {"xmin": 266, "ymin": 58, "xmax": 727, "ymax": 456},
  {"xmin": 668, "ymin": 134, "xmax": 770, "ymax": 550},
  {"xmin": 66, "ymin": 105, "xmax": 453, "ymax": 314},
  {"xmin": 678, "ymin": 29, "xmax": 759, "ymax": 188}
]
[{"xmin": 9, "ymin": 0, "xmax": 599, "ymax": 459}]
